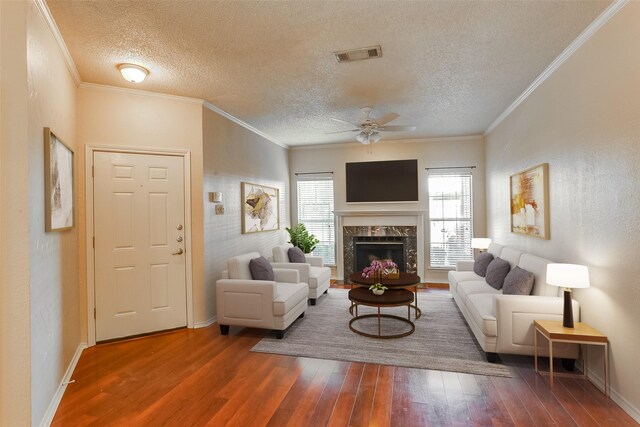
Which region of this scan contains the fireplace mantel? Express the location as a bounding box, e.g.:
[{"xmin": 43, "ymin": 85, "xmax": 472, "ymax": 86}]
[{"xmin": 334, "ymin": 210, "xmax": 426, "ymax": 280}]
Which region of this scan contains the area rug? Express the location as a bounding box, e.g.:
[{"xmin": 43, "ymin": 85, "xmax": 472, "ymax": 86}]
[{"xmin": 251, "ymin": 289, "xmax": 513, "ymax": 377}]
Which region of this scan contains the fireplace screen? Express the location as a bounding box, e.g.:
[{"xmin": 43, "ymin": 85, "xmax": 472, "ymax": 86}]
[{"xmin": 355, "ymin": 238, "xmax": 405, "ymax": 273}]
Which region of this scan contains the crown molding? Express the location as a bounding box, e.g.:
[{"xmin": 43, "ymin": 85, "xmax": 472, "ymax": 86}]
[
  {"xmin": 202, "ymin": 101, "xmax": 288, "ymax": 149},
  {"xmin": 289, "ymin": 134, "xmax": 483, "ymax": 151},
  {"xmin": 34, "ymin": 0, "xmax": 81, "ymax": 86},
  {"xmin": 79, "ymin": 82, "xmax": 204, "ymax": 105},
  {"xmin": 484, "ymin": 0, "xmax": 629, "ymax": 136}
]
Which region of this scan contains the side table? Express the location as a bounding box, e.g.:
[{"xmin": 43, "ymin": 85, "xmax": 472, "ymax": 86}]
[{"xmin": 534, "ymin": 320, "xmax": 609, "ymax": 396}]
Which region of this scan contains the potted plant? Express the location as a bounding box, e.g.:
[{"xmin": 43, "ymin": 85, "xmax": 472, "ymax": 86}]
[
  {"xmin": 369, "ymin": 283, "xmax": 388, "ymax": 296},
  {"xmin": 285, "ymin": 223, "xmax": 320, "ymax": 254}
]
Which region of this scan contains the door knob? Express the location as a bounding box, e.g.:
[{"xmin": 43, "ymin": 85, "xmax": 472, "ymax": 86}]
[{"xmin": 172, "ymin": 248, "xmax": 184, "ymax": 255}]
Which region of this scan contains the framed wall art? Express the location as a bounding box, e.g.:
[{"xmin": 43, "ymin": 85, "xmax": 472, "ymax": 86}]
[
  {"xmin": 510, "ymin": 163, "xmax": 549, "ymax": 239},
  {"xmin": 241, "ymin": 182, "xmax": 279, "ymax": 234},
  {"xmin": 44, "ymin": 128, "xmax": 74, "ymax": 231}
]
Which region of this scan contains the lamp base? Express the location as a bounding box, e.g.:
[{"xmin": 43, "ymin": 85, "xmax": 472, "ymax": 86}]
[{"xmin": 563, "ymin": 288, "xmax": 574, "ymax": 328}]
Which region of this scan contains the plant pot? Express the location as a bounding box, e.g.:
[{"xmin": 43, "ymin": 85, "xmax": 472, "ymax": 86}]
[{"xmin": 372, "ymin": 289, "xmax": 385, "ymax": 296}]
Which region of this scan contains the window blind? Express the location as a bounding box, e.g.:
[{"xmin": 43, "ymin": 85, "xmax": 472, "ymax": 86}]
[
  {"xmin": 427, "ymin": 172, "xmax": 473, "ymax": 269},
  {"xmin": 296, "ymin": 175, "xmax": 335, "ymax": 265}
]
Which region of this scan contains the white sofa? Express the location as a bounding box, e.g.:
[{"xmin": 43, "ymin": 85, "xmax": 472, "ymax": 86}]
[
  {"xmin": 272, "ymin": 243, "xmax": 331, "ymax": 305},
  {"xmin": 448, "ymin": 242, "xmax": 579, "ymax": 363},
  {"xmin": 216, "ymin": 252, "xmax": 308, "ymax": 339}
]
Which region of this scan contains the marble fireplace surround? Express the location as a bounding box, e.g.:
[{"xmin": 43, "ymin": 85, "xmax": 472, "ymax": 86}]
[{"xmin": 334, "ymin": 210, "xmax": 426, "ymax": 281}]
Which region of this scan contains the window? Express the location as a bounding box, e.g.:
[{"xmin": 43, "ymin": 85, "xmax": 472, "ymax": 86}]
[
  {"xmin": 428, "ymin": 171, "xmax": 473, "ymax": 269},
  {"xmin": 296, "ymin": 174, "xmax": 335, "ymax": 265}
]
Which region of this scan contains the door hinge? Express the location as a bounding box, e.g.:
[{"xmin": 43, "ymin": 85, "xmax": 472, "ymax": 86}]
[{"xmin": 94, "ymin": 308, "xmax": 96, "ymax": 319}]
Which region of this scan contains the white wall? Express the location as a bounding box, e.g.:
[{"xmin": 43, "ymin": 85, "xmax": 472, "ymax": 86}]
[
  {"xmin": 485, "ymin": 3, "xmax": 640, "ymax": 420},
  {"xmin": 77, "ymin": 86, "xmax": 206, "ymax": 325},
  {"xmin": 202, "ymin": 107, "xmax": 290, "ymax": 321},
  {"xmin": 26, "ymin": 3, "xmax": 80, "ymax": 425},
  {"xmin": 289, "ymin": 136, "xmax": 486, "ymax": 282},
  {"xmin": 0, "ymin": 2, "xmax": 32, "ymax": 425}
]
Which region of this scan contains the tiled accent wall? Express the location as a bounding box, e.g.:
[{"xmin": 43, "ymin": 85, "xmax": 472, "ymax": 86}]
[{"xmin": 343, "ymin": 226, "xmax": 417, "ymax": 280}]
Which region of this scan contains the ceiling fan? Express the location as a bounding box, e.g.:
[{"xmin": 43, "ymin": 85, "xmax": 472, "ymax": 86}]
[{"xmin": 327, "ymin": 107, "xmax": 416, "ymax": 144}]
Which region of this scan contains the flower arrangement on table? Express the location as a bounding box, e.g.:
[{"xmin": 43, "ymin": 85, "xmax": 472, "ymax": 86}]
[{"xmin": 362, "ymin": 259, "xmax": 398, "ymax": 288}]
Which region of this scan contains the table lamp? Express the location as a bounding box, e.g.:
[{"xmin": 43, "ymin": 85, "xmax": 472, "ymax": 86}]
[
  {"xmin": 471, "ymin": 238, "xmax": 491, "ymax": 253},
  {"xmin": 546, "ymin": 263, "xmax": 590, "ymax": 328}
]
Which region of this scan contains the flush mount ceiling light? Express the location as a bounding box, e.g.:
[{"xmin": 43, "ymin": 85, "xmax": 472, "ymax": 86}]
[{"xmin": 118, "ymin": 63, "xmax": 149, "ymax": 83}]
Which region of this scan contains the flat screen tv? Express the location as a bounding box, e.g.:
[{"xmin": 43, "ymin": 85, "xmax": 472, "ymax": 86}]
[{"xmin": 346, "ymin": 159, "xmax": 419, "ymax": 203}]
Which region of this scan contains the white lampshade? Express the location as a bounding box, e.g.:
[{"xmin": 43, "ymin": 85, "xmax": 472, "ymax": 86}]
[
  {"xmin": 546, "ymin": 263, "xmax": 590, "ymax": 289},
  {"xmin": 471, "ymin": 238, "xmax": 491, "ymax": 250},
  {"xmin": 118, "ymin": 64, "xmax": 149, "ymax": 83},
  {"xmin": 356, "ymin": 132, "xmax": 368, "ymax": 144},
  {"xmin": 370, "ymin": 132, "xmax": 382, "ymax": 143}
]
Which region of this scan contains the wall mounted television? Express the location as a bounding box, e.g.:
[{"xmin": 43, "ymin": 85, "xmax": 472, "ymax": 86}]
[{"xmin": 346, "ymin": 159, "xmax": 419, "ymax": 203}]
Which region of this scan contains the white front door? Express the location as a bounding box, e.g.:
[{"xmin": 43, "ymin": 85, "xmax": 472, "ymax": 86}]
[{"xmin": 94, "ymin": 151, "xmax": 187, "ymax": 342}]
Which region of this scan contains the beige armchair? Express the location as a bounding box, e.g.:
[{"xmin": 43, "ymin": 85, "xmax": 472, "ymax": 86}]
[
  {"xmin": 271, "ymin": 243, "xmax": 331, "ymax": 305},
  {"xmin": 216, "ymin": 252, "xmax": 308, "ymax": 339}
]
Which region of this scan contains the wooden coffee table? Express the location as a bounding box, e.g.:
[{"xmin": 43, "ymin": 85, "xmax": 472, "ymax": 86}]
[
  {"xmin": 348, "ymin": 287, "xmax": 415, "ymax": 339},
  {"xmin": 348, "ymin": 272, "xmax": 422, "ymax": 319}
]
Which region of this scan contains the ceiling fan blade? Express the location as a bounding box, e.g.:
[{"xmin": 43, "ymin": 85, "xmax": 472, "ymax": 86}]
[
  {"xmin": 379, "ymin": 125, "xmax": 416, "ymax": 132},
  {"xmin": 331, "ymin": 118, "xmax": 361, "ymax": 127},
  {"xmin": 325, "ymin": 129, "xmax": 360, "ymax": 134},
  {"xmin": 375, "ymin": 113, "xmax": 400, "ymax": 126}
]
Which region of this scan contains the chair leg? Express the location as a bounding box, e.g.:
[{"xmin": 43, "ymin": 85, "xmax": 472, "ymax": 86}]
[
  {"xmin": 275, "ymin": 330, "xmax": 285, "ymax": 339},
  {"xmin": 324, "ymin": 289, "xmax": 328, "ymax": 294},
  {"xmin": 486, "ymin": 352, "xmax": 500, "ymax": 363},
  {"xmin": 310, "ymin": 298, "xmax": 317, "ymax": 306},
  {"xmin": 219, "ymin": 325, "xmax": 229, "ymax": 336},
  {"xmin": 298, "ymin": 312, "xmax": 305, "ymax": 319}
]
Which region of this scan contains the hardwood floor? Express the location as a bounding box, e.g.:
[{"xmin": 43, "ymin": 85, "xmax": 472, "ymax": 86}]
[{"xmin": 53, "ymin": 288, "xmax": 637, "ymax": 426}]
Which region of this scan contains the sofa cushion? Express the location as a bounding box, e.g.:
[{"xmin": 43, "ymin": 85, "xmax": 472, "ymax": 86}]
[
  {"xmin": 448, "ymin": 271, "xmax": 482, "ymax": 293},
  {"xmin": 473, "ymin": 252, "xmax": 494, "ymax": 277},
  {"xmin": 249, "ymin": 256, "xmax": 275, "ymax": 281},
  {"xmin": 288, "ymin": 247, "xmax": 306, "ymax": 263},
  {"xmin": 458, "ymin": 281, "xmax": 501, "ymax": 306},
  {"xmin": 485, "ymin": 257, "xmax": 510, "ymax": 290},
  {"xmin": 273, "ymin": 282, "xmax": 308, "ymax": 316},
  {"xmin": 503, "ymin": 266, "xmax": 534, "ymax": 295},
  {"xmin": 465, "ymin": 293, "xmax": 498, "ymax": 337},
  {"xmin": 272, "ymin": 244, "xmax": 293, "ymax": 263},
  {"xmin": 308, "ymin": 266, "xmax": 331, "ymax": 289},
  {"xmin": 228, "ymin": 252, "xmax": 262, "ymax": 280}
]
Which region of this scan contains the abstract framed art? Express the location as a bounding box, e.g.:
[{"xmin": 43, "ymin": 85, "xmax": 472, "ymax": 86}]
[
  {"xmin": 44, "ymin": 127, "xmax": 74, "ymax": 231},
  {"xmin": 241, "ymin": 182, "xmax": 279, "ymax": 234},
  {"xmin": 510, "ymin": 163, "xmax": 549, "ymax": 239}
]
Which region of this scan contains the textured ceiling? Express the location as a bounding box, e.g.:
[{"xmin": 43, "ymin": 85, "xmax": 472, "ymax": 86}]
[{"xmin": 47, "ymin": 1, "xmax": 610, "ymax": 146}]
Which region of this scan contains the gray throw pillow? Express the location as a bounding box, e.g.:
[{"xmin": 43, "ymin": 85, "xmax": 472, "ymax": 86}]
[
  {"xmin": 503, "ymin": 266, "xmax": 535, "ymax": 295},
  {"xmin": 288, "ymin": 247, "xmax": 306, "ymax": 263},
  {"xmin": 473, "ymin": 252, "xmax": 494, "ymax": 277},
  {"xmin": 485, "ymin": 257, "xmax": 510, "ymax": 290},
  {"xmin": 249, "ymin": 256, "xmax": 274, "ymax": 281}
]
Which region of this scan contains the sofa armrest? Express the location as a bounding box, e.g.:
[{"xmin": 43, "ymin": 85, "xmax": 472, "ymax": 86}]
[
  {"xmin": 273, "ymin": 268, "xmax": 300, "ymax": 284},
  {"xmin": 271, "ymin": 263, "xmax": 309, "ymax": 283},
  {"xmin": 494, "ymin": 294, "xmax": 580, "ymax": 354},
  {"xmin": 305, "ymin": 256, "xmax": 324, "ymax": 267},
  {"xmin": 456, "ymin": 260, "xmax": 475, "ymax": 271},
  {"xmin": 215, "ymin": 279, "xmax": 276, "ymax": 298}
]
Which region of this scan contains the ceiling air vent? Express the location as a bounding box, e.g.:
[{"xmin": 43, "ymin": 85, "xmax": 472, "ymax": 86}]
[{"xmin": 334, "ymin": 45, "xmax": 382, "ymax": 63}]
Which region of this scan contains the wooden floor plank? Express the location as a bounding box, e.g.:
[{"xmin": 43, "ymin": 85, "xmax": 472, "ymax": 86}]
[{"xmin": 51, "ymin": 288, "xmax": 636, "ymax": 427}]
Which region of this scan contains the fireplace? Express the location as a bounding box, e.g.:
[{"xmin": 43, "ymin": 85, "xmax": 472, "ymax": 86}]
[
  {"xmin": 354, "ymin": 236, "xmax": 405, "ymax": 273},
  {"xmin": 342, "ymin": 225, "xmax": 417, "ymax": 281}
]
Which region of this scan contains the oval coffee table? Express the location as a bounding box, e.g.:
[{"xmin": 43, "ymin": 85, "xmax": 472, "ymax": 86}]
[
  {"xmin": 348, "ymin": 287, "xmax": 415, "ymax": 339},
  {"xmin": 348, "ymin": 272, "xmax": 422, "ymax": 320}
]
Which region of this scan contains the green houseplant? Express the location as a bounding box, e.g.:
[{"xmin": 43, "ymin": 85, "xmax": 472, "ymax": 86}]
[
  {"xmin": 285, "ymin": 223, "xmax": 320, "ymax": 254},
  {"xmin": 368, "ymin": 283, "xmax": 388, "ymax": 296}
]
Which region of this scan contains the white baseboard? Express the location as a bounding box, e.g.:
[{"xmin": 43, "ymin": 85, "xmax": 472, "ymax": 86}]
[
  {"xmin": 39, "ymin": 342, "xmax": 87, "ymax": 427},
  {"xmin": 194, "ymin": 315, "xmax": 217, "ymax": 329},
  {"xmin": 584, "ymin": 366, "xmax": 640, "ymax": 423}
]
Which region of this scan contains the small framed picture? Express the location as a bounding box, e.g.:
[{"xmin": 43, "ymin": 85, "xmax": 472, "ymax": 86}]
[{"xmin": 44, "ymin": 128, "xmax": 74, "ymax": 231}]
